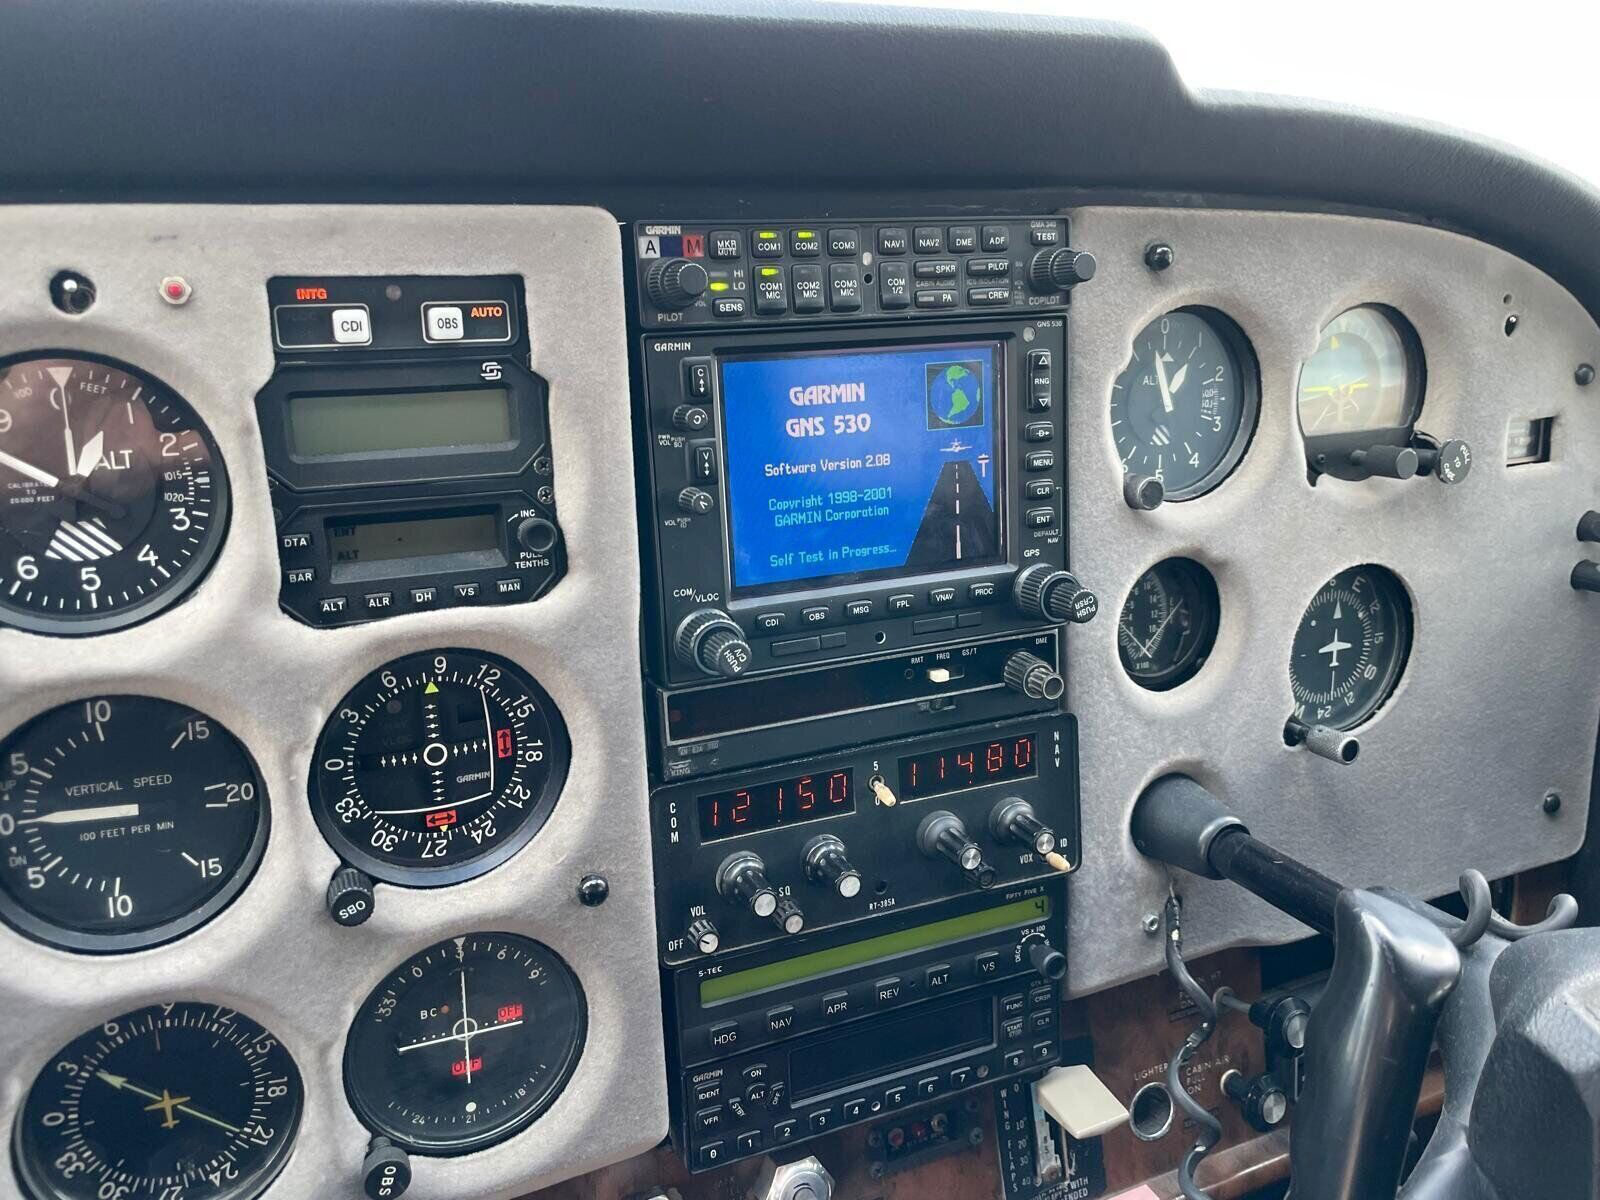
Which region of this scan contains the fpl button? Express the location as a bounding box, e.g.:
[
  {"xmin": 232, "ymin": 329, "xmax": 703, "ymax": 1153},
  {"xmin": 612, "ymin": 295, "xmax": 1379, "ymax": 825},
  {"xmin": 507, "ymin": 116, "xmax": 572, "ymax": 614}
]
[{"xmin": 331, "ymin": 307, "xmax": 372, "ymax": 345}]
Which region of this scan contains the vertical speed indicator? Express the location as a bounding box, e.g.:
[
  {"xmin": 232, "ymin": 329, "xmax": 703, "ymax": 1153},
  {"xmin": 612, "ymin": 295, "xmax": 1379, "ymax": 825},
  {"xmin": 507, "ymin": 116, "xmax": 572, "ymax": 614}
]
[{"xmin": 309, "ymin": 649, "xmax": 569, "ymax": 886}]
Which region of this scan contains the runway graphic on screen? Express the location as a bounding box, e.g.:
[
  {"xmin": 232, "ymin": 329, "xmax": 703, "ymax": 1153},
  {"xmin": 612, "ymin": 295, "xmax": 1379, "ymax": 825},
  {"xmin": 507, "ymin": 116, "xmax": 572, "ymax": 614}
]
[{"xmin": 907, "ymin": 459, "xmax": 999, "ymax": 566}]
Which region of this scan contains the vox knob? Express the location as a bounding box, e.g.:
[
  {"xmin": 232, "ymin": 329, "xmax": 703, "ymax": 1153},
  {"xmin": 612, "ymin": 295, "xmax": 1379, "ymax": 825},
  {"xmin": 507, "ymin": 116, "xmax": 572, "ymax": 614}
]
[
  {"xmin": 675, "ymin": 608, "xmax": 753, "ymax": 678},
  {"xmin": 1014, "ymin": 563, "xmax": 1098, "ymax": 624},
  {"xmin": 646, "ymin": 258, "xmax": 709, "ymax": 309},
  {"xmin": 1028, "ymin": 247, "xmax": 1097, "ymax": 293},
  {"xmin": 803, "ymin": 834, "xmax": 863, "ymax": 898},
  {"xmin": 717, "ymin": 851, "xmax": 777, "ymax": 918},
  {"xmin": 685, "ymin": 917, "xmax": 720, "ymax": 955}
]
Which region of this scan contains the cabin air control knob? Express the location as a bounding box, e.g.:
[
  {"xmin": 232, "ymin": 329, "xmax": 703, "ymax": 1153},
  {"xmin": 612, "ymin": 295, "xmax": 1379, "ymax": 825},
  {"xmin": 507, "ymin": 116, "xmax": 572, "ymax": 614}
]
[
  {"xmin": 717, "ymin": 851, "xmax": 778, "ymax": 918},
  {"xmin": 647, "ymin": 258, "xmax": 710, "ymax": 309},
  {"xmin": 1014, "ymin": 563, "xmax": 1099, "ymax": 624},
  {"xmin": 675, "ymin": 608, "xmax": 753, "ymax": 678},
  {"xmin": 804, "ymin": 834, "xmax": 863, "ymax": 898},
  {"xmin": 1028, "ymin": 247, "xmax": 1097, "ymax": 293}
]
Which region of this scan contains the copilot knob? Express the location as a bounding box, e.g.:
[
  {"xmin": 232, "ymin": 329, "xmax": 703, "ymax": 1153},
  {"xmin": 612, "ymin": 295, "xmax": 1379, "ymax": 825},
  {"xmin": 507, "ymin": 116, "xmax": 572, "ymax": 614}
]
[
  {"xmin": 916, "ymin": 810, "xmax": 996, "ymax": 890},
  {"xmin": 646, "ymin": 258, "xmax": 709, "ymax": 309},
  {"xmin": 717, "ymin": 851, "xmax": 777, "ymax": 918},
  {"xmin": 685, "ymin": 917, "xmax": 720, "ymax": 955},
  {"xmin": 361, "ymin": 1136, "xmax": 412, "ymax": 1199},
  {"xmin": 771, "ymin": 896, "xmax": 806, "ymax": 935},
  {"xmin": 1022, "ymin": 933, "xmax": 1067, "ymax": 982},
  {"xmin": 1003, "ymin": 650, "xmax": 1064, "ymax": 702},
  {"xmin": 1014, "ymin": 563, "xmax": 1099, "ymax": 625},
  {"xmin": 803, "ymin": 834, "xmax": 863, "ymax": 898},
  {"xmin": 990, "ymin": 796, "xmax": 1067, "ymax": 870},
  {"xmin": 1028, "ymin": 247, "xmax": 1097, "ymax": 293},
  {"xmin": 327, "ymin": 865, "xmax": 375, "ymax": 927},
  {"xmin": 674, "ymin": 608, "xmax": 753, "ymax": 678}
]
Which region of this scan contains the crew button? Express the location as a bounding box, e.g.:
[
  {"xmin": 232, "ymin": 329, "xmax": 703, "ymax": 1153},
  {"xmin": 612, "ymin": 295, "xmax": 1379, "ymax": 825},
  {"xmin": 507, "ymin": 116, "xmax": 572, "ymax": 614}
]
[
  {"xmin": 878, "ymin": 261, "xmax": 911, "ymax": 309},
  {"xmin": 887, "ymin": 592, "xmax": 915, "ymax": 613},
  {"xmin": 800, "ymin": 605, "xmax": 831, "ymax": 626},
  {"xmin": 827, "ymin": 228, "xmax": 860, "ymax": 256},
  {"xmin": 697, "ymin": 1141, "xmax": 726, "ymax": 1169},
  {"xmin": 753, "ymin": 265, "xmax": 787, "ymax": 314},
  {"xmin": 828, "ymin": 263, "xmax": 863, "ymax": 312},
  {"xmin": 363, "ymin": 591, "xmax": 393, "ymax": 611},
  {"xmin": 709, "ymin": 230, "xmax": 743, "ymax": 259},
  {"xmin": 790, "ymin": 227, "xmax": 822, "ymax": 257},
  {"xmin": 915, "ymin": 259, "xmax": 958, "ymax": 280},
  {"xmin": 753, "ymin": 612, "xmax": 787, "ymax": 634},
  {"xmin": 877, "ymin": 227, "xmax": 909, "ymax": 255},
  {"xmin": 844, "ymin": 598, "xmax": 875, "ymax": 621},
  {"xmin": 1025, "ymin": 450, "xmax": 1056, "ymax": 472},
  {"xmin": 981, "ymin": 224, "xmax": 1010, "ymax": 251},
  {"xmin": 948, "ymin": 225, "xmax": 978, "ymax": 253},
  {"xmin": 752, "ymin": 229, "xmax": 785, "ymax": 258},
  {"xmin": 967, "ymin": 285, "xmax": 1013, "ymax": 306},
  {"xmin": 928, "ymin": 586, "xmax": 957, "ymax": 606},
  {"xmin": 913, "ymin": 226, "xmax": 945, "ymax": 254},
  {"xmin": 914, "ymin": 289, "xmax": 958, "ymax": 309},
  {"xmin": 791, "ymin": 264, "xmax": 825, "ymax": 313}
]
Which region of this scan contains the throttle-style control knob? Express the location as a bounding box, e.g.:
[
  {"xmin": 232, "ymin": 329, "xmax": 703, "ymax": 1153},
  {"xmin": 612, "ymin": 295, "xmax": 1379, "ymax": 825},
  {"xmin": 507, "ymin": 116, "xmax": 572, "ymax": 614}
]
[
  {"xmin": 674, "ymin": 608, "xmax": 753, "ymax": 678},
  {"xmin": 771, "ymin": 896, "xmax": 806, "ymax": 935},
  {"xmin": 1573, "ymin": 561, "xmax": 1600, "ymax": 594},
  {"xmin": 646, "ymin": 258, "xmax": 709, "ymax": 309},
  {"xmin": 990, "ymin": 796, "xmax": 1059, "ymax": 857},
  {"xmin": 685, "ymin": 917, "xmax": 720, "ymax": 955},
  {"xmin": 1028, "ymin": 247, "xmax": 1097, "ymax": 293},
  {"xmin": 916, "ymin": 810, "xmax": 996, "ymax": 890},
  {"xmin": 327, "ymin": 865, "xmax": 375, "ymax": 927},
  {"xmin": 804, "ymin": 834, "xmax": 863, "ymax": 899},
  {"xmin": 1022, "ymin": 933, "xmax": 1067, "ymax": 982},
  {"xmin": 717, "ymin": 851, "xmax": 777, "ymax": 918},
  {"xmin": 1579, "ymin": 511, "xmax": 1600, "ymax": 544},
  {"xmin": 1014, "ymin": 563, "xmax": 1098, "ymax": 625},
  {"xmin": 1004, "ymin": 650, "xmax": 1064, "ymax": 701},
  {"xmin": 1222, "ymin": 1069, "xmax": 1289, "ymax": 1133}
]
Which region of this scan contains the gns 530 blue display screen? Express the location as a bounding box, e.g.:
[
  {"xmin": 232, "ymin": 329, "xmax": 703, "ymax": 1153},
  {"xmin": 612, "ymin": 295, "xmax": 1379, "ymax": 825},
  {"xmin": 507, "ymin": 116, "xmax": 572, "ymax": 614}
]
[{"xmin": 720, "ymin": 342, "xmax": 1004, "ymax": 594}]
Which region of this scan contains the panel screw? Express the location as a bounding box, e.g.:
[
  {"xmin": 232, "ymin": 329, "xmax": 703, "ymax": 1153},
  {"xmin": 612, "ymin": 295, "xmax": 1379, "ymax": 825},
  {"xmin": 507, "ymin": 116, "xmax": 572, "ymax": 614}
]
[
  {"xmin": 50, "ymin": 270, "xmax": 96, "ymax": 315},
  {"xmin": 1144, "ymin": 242, "xmax": 1175, "ymax": 272},
  {"xmin": 1577, "ymin": 364, "xmax": 1595, "ymax": 387},
  {"xmin": 1142, "ymin": 913, "xmax": 1161, "ymax": 935},
  {"xmin": 577, "ymin": 874, "xmax": 610, "ymax": 906},
  {"xmin": 1543, "ymin": 792, "xmax": 1562, "ymax": 815}
]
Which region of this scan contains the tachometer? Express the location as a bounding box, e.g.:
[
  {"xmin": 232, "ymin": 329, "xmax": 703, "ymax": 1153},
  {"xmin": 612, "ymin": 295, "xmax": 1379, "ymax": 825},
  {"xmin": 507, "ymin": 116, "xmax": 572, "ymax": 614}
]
[
  {"xmin": 1289, "ymin": 565, "xmax": 1412, "ymax": 730},
  {"xmin": 0, "ymin": 353, "xmax": 229, "ymax": 635},
  {"xmin": 309, "ymin": 649, "xmax": 569, "ymax": 886}
]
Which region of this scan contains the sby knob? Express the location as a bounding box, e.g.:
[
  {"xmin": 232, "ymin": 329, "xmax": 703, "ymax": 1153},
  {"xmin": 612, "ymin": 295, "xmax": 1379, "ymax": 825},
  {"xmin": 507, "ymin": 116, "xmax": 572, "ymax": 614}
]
[
  {"xmin": 685, "ymin": 917, "xmax": 720, "ymax": 955},
  {"xmin": 717, "ymin": 851, "xmax": 777, "ymax": 918},
  {"xmin": 804, "ymin": 834, "xmax": 863, "ymax": 899},
  {"xmin": 674, "ymin": 608, "xmax": 753, "ymax": 678},
  {"xmin": 1014, "ymin": 563, "xmax": 1098, "ymax": 625},
  {"xmin": 1029, "ymin": 247, "xmax": 1096, "ymax": 294},
  {"xmin": 646, "ymin": 258, "xmax": 709, "ymax": 309},
  {"xmin": 1003, "ymin": 650, "xmax": 1064, "ymax": 701}
]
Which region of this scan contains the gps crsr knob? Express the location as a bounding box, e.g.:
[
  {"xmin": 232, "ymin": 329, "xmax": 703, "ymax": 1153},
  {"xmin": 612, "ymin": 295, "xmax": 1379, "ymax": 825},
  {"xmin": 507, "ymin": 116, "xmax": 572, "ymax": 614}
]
[
  {"xmin": 646, "ymin": 258, "xmax": 710, "ymax": 309},
  {"xmin": 1014, "ymin": 564, "xmax": 1099, "ymax": 625},
  {"xmin": 675, "ymin": 608, "xmax": 753, "ymax": 678},
  {"xmin": 1029, "ymin": 247, "xmax": 1096, "ymax": 293}
]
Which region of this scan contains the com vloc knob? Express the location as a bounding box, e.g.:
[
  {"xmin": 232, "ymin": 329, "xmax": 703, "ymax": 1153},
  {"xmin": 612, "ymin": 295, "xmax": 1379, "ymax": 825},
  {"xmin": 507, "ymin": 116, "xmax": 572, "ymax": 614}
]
[
  {"xmin": 671, "ymin": 403, "xmax": 711, "ymax": 432},
  {"xmin": 675, "ymin": 608, "xmax": 753, "ymax": 678},
  {"xmin": 990, "ymin": 797, "xmax": 1070, "ymax": 871},
  {"xmin": 916, "ymin": 810, "xmax": 996, "ymax": 890},
  {"xmin": 646, "ymin": 258, "xmax": 709, "ymax": 310},
  {"xmin": 1014, "ymin": 563, "xmax": 1099, "ymax": 625},
  {"xmin": 685, "ymin": 916, "xmax": 720, "ymax": 955},
  {"xmin": 1004, "ymin": 650, "xmax": 1064, "ymax": 702},
  {"xmin": 1021, "ymin": 932, "xmax": 1067, "ymax": 982},
  {"xmin": 804, "ymin": 834, "xmax": 863, "ymax": 898},
  {"xmin": 1028, "ymin": 247, "xmax": 1097, "ymax": 294}
]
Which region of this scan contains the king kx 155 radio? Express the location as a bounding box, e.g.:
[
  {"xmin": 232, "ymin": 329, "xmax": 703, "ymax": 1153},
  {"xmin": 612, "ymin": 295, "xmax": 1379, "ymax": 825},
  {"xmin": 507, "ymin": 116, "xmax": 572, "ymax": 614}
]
[{"xmin": 257, "ymin": 275, "xmax": 565, "ymax": 627}]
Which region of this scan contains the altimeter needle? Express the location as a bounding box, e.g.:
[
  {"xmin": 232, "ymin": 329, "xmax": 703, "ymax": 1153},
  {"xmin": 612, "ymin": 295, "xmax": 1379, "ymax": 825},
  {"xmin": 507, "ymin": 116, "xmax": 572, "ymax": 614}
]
[{"xmin": 0, "ymin": 448, "xmax": 61, "ymax": 488}]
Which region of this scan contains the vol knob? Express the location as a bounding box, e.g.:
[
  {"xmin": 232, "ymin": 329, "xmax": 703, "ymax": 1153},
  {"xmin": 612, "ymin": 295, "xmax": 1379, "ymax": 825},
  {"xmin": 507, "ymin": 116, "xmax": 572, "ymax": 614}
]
[
  {"xmin": 327, "ymin": 866, "xmax": 375, "ymax": 927},
  {"xmin": 804, "ymin": 834, "xmax": 863, "ymax": 899},
  {"xmin": 675, "ymin": 608, "xmax": 753, "ymax": 678},
  {"xmin": 647, "ymin": 258, "xmax": 710, "ymax": 310},
  {"xmin": 685, "ymin": 917, "xmax": 720, "ymax": 955},
  {"xmin": 1004, "ymin": 650, "xmax": 1064, "ymax": 701},
  {"xmin": 1029, "ymin": 247, "xmax": 1096, "ymax": 294},
  {"xmin": 1014, "ymin": 563, "xmax": 1098, "ymax": 624},
  {"xmin": 717, "ymin": 851, "xmax": 777, "ymax": 918},
  {"xmin": 678, "ymin": 487, "xmax": 714, "ymax": 514}
]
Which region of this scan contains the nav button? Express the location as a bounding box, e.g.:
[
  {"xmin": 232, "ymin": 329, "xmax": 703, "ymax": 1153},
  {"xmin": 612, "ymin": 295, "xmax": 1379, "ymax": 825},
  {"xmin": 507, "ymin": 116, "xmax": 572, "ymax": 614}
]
[{"xmin": 766, "ymin": 1005, "xmax": 796, "ymax": 1036}]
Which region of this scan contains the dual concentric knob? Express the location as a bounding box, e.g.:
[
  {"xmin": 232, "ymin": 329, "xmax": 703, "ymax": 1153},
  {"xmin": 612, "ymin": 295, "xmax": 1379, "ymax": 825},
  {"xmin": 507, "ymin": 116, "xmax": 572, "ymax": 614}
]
[
  {"xmin": 675, "ymin": 607, "xmax": 753, "ymax": 678},
  {"xmin": 1014, "ymin": 564, "xmax": 1099, "ymax": 625},
  {"xmin": 1028, "ymin": 247, "xmax": 1097, "ymax": 294}
]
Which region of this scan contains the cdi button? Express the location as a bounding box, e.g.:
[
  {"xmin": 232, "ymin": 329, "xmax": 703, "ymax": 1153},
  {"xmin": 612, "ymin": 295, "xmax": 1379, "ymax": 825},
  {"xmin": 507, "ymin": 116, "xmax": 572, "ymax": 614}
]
[{"xmin": 331, "ymin": 306, "xmax": 372, "ymax": 345}]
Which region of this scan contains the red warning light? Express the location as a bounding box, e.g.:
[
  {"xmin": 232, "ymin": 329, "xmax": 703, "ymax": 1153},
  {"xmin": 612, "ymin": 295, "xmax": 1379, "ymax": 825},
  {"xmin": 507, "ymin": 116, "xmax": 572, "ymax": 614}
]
[
  {"xmin": 425, "ymin": 809, "xmax": 458, "ymax": 829},
  {"xmin": 497, "ymin": 1002, "xmax": 524, "ymax": 1023},
  {"xmin": 495, "ymin": 728, "xmax": 514, "ymax": 759},
  {"xmin": 682, "ymin": 233, "xmax": 706, "ymax": 258},
  {"xmin": 451, "ymin": 1056, "xmax": 483, "ymax": 1077}
]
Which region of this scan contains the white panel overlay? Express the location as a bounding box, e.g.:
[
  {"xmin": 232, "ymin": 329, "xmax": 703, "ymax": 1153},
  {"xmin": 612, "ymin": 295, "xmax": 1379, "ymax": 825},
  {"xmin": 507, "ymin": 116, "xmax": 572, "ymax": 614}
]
[
  {"xmin": 1063, "ymin": 206, "xmax": 1600, "ymax": 995},
  {"xmin": 0, "ymin": 206, "xmax": 665, "ymax": 1198}
]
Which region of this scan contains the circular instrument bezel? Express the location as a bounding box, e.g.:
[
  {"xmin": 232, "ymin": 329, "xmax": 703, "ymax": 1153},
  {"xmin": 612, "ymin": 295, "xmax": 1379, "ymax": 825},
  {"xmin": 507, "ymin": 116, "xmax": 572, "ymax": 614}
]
[
  {"xmin": 1117, "ymin": 557, "xmax": 1221, "ymax": 691},
  {"xmin": 308, "ymin": 648, "xmax": 571, "ymax": 888},
  {"xmin": 1295, "ymin": 305, "xmax": 1427, "ymax": 479},
  {"xmin": 0, "ymin": 696, "xmax": 270, "ymax": 954},
  {"xmin": 1109, "ymin": 306, "xmax": 1261, "ymax": 501},
  {"xmin": 1288, "ymin": 563, "xmax": 1414, "ymax": 731},
  {"xmin": 0, "ymin": 350, "xmax": 231, "ymax": 636},
  {"xmin": 342, "ymin": 931, "xmax": 587, "ymax": 1156},
  {"xmin": 10, "ymin": 1001, "xmax": 303, "ymax": 1200}
]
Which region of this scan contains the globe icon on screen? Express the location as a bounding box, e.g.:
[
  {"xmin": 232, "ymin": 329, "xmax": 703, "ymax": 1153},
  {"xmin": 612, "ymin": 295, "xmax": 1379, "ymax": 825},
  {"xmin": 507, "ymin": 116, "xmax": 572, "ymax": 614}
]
[{"xmin": 927, "ymin": 361, "xmax": 984, "ymax": 428}]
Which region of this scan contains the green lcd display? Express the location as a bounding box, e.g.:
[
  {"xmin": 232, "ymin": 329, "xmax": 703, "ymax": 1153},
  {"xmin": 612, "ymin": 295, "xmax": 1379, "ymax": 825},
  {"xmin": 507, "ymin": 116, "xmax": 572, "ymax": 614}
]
[
  {"xmin": 699, "ymin": 894, "xmax": 1050, "ymax": 1005},
  {"xmin": 288, "ymin": 386, "xmax": 512, "ymax": 457}
]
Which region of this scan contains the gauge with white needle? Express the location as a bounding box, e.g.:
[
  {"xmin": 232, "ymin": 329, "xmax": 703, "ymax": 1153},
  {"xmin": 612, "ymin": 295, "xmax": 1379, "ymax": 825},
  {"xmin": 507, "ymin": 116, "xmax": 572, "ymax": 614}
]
[
  {"xmin": 1289, "ymin": 565, "xmax": 1413, "ymax": 730},
  {"xmin": 0, "ymin": 696, "xmax": 269, "ymax": 951},
  {"xmin": 1110, "ymin": 308, "xmax": 1259, "ymax": 500},
  {"xmin": 344, "ymin": 932, "xmax": 586, "ymax": 1154},
  {"xmin": 1117, "ymin": 558, "xmax": 1220, "ymax": 691}
]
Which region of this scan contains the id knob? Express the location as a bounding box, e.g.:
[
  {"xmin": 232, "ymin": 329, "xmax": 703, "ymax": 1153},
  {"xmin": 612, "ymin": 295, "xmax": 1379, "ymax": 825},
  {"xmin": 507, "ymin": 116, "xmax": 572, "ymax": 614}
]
[
  {"xmin": 1014, "ymin": 564, "xmax": 1098, "ymax": 624},
  {"xmin": 1029, "ymin": 247, "xmax": 1096, "ymax": 293},
  {"xmin": 675, "ymin": 608, "xmax": 753, "ymax": 678},
  {"xmin": 647, "ymin": 258, "xmax": 709, "ymax": 310}
]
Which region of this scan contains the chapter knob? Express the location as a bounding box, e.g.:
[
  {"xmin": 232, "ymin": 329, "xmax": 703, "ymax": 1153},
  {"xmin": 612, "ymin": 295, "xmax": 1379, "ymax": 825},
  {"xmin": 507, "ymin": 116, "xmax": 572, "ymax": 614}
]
[
  {"xmin": 686, "ymin": 916, "xmax": 721, "ymax": 955},
  {"xmin": 717, "ymin": 851, "xmax": 777, "ymax": 918},
  {"xmin": 647, "ymin": 258, "xmax": 710, "ymax": 309},
  {"xmin": 674, "ymin": 608, "xmax": 753, "ymax": 678},
  {"xmin": 1014, "ymin": 563, "xmax": 1098, "ymax": 624},
  {"xmin": 804, "ymin": 834, "xmax": 863, "ymax": 899},
  {"xmin": 327, "ymin": 866, "xmax": 375, "ymax": 927},
  {"xmin": 1003, "ymin": 650, "xmax": 1064, "ymax": 701},
  {"xmin": 1029, "ymin": 247, "xmax": 1097, "ymax": 293}
]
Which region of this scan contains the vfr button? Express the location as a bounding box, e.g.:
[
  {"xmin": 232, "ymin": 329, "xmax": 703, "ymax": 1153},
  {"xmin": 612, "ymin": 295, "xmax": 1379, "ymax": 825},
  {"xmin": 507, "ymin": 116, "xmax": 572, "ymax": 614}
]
[
  {"xmin": 695, "ymin": 1106, "xmax": 724, "ymax": 1133},
  {"xmin": 791, "ymin": 263, "xmax": 825, "ymax": 313}
]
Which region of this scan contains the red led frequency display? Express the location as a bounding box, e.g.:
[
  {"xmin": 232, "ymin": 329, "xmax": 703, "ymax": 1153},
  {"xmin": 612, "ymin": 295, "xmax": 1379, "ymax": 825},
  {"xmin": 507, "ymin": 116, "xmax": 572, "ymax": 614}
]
[
  {"xmin": 898, "ymin": 734, "xmax": 1036, "ymax": 802},
  {"xmin": 699, "ymin": 769, "xmax": 854, "ymax": 842}
]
